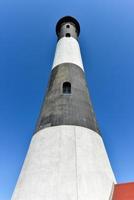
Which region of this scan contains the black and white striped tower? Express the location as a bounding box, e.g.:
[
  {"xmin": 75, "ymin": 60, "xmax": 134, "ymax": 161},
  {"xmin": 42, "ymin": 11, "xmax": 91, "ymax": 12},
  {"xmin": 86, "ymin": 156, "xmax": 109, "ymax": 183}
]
[{"xmin": 12, "ymin": 16, "xmax": 116, "ymax": 200}]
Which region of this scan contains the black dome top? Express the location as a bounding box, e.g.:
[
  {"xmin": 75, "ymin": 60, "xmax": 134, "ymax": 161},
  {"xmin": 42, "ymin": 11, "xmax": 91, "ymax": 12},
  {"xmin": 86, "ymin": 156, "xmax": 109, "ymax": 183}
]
[{"xmin": 56, "ymin": 16, "xmax": 80, "ymax": 36}]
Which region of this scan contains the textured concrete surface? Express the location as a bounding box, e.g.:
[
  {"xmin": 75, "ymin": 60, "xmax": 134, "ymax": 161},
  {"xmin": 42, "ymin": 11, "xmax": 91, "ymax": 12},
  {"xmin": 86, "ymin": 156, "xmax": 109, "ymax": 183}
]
[
  {"xmin": 36, "ymin": 63, "xmax": 99, "ymax": 133},
  {"xmin": 52, "ymin": 37, "xmax": 84, "ymax": 70},
  {"xmin": 12, "ymin": 126, "xmax": 116, "ymax": 200},
  {"xmin": 57, "ymin": 22, "xmax": 78, "ymax": 40}
]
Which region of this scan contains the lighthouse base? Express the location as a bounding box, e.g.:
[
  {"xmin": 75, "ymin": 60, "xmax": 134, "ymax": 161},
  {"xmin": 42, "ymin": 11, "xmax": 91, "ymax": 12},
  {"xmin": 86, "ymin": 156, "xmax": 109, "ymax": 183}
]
[{"xmin": 12, "ymin": 126, "xmax": 116, "ymax": 200}]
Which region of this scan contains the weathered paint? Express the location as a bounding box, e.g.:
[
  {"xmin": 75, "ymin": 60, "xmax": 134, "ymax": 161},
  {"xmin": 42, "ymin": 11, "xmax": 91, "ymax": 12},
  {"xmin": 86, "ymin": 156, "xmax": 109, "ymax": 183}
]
[
  {"xmin": 11, "ymin": 126, "xmax": 116, "ymax": 200},
  {"xmin": 36, "ymin": 63, "xmax": 99, "ymax": 133}
]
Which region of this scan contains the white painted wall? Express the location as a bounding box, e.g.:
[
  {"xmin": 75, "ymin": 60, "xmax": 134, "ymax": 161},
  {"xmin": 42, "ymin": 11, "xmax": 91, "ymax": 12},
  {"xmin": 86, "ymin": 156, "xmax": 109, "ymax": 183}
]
[
  {"xmin": 52, "ymin": 37, "xmax": 84, "ymax": 71},
  {"xmin": 12, "ymin": 126, "xmax": 116, "ymax": 200}
]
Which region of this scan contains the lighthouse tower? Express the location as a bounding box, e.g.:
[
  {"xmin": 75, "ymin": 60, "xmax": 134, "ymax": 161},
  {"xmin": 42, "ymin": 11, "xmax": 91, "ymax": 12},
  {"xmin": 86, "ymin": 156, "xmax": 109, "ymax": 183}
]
[{"xmin": 12, "ymin": 16, "xmax": 116, "ymax": 200}]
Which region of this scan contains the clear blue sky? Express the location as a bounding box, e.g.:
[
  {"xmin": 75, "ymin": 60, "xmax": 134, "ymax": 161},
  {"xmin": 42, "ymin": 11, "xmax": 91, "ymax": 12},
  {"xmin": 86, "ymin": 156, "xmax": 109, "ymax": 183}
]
[{"xmin": 0, "ymin": 0, "xmax": 134, "ymax": 199}]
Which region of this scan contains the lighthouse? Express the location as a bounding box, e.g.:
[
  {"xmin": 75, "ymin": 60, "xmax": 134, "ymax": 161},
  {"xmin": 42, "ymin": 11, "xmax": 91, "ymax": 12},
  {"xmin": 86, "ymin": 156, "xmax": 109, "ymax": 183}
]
[{"xmin": 12, "ymin": 16, "xmax": 116, "ymax": 200}]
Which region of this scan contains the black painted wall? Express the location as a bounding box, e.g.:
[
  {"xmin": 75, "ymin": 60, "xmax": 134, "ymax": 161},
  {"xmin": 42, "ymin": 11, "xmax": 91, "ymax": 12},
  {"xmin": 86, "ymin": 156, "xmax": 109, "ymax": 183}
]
[{"xmin": 36, "ymin": 63, "xmax": 100, "ymax": 134}]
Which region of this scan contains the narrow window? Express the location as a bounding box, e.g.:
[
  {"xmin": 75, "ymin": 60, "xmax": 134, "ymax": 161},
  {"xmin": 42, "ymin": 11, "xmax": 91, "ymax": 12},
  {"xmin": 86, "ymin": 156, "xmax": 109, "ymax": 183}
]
[
  {"xmin": 63, "ymin": 82, "xmax": 71, "ymax": 94},
  {"xmin": 66, "ymin": 33, "xmax": 71, "ymax": 37},
  {"xmin": 66, "ymin": 24, "xmax": 70, "ymax": 28}
]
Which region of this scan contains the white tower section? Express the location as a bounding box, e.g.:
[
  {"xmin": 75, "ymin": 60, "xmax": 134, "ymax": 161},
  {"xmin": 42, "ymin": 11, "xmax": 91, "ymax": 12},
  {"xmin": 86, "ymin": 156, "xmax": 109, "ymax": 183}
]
[
  {"xmin": 52, "ymin": 37, "xmax": 84, "ymax": 71},
  {"xmin": 11, "ymin": 16, "xmax": 116, "ymax": 200}
]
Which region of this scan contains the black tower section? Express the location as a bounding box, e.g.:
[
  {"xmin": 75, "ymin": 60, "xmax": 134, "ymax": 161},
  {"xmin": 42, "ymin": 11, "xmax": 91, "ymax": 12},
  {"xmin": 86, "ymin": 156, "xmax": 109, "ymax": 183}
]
[
  {"xmin": 36, "ymin": 16, "xmax": 99, "ymax": 134},
  {"xmin": 56, "ymin": 16, "xmax": 80, "ymax": 40}
]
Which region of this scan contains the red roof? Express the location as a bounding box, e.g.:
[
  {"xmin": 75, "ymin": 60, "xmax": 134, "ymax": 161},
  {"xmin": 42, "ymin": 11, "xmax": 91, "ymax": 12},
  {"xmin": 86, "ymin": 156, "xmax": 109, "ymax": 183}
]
[{"xmin": 112, "ymin": 182, "xmax": 134, "ymax": 200}]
